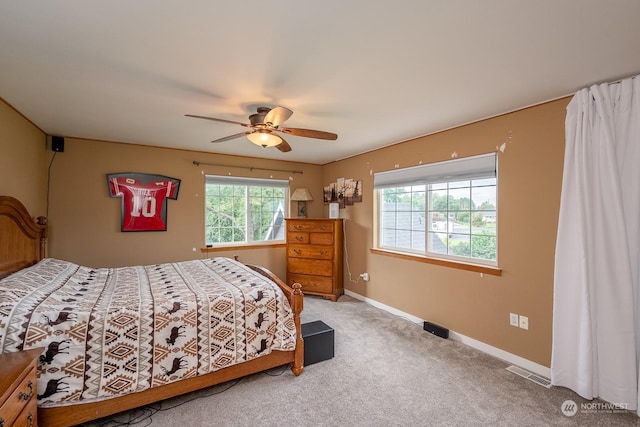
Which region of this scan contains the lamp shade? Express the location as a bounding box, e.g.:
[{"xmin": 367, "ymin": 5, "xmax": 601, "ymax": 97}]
[
  {"xmin": 291, "ymin": 188, "xmax": 313, "ymax": 201},
  {"xmin": 247, "ymin": 130, "xmax": 282, "ymax": 147}
]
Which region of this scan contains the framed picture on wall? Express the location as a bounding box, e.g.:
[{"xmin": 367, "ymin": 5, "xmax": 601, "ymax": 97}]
[
  {"xmin": 107, "ymin": 173, "xmax": 181, "ymax": 231},
  {"xmin": 324, "ymin": 177, "xmax": 363, "ymax": 209}
]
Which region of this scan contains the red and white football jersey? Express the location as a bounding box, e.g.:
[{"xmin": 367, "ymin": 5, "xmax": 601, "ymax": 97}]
[{"xmin": 108, "ymin": 173, "xmax": 180, "ymax": 231}]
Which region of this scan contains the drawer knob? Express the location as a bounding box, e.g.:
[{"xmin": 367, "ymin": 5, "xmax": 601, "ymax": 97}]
[
  {"xmin": 320, "ymin": 250, "xmax": 328, "ymax": 255},
  {"xmin": 293, "ymin": 249, "xmax": 302, "ymax": 255},
  {"xmin": 295, "ymin": 236, "xmax": 303, "ymax": 241},
  {"xmin": 294, "ymin": 225, "xmax": 301, "ymax": 230},
  {"xmin": 19, "ymin": 380, "xmax": 34, "ymax": 401},
  {"xmin": 27, "ymin": 413, "xmax": 34, "ymax": 427}
]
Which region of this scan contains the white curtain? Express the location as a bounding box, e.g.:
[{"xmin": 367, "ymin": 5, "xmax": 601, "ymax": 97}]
[{"xmin": 551, "ymin": 74, "xmax": 640, "ymax": 413}]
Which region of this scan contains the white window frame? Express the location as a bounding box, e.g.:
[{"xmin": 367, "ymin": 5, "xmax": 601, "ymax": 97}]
[
  {"xmin": 374, "ymin": 153, "xmax": 498, "ymax": 266},
  {"xmin": 204, "ymin": 175, "xmax": 289, "ymax": 246}
]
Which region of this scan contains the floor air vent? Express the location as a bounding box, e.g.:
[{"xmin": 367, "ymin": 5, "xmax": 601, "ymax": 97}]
[{"xmin": 506, "ymin": 365, "xmax": 552, "ymax": 388}]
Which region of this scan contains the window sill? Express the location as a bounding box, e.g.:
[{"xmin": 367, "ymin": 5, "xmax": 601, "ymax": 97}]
[
  {"xmin": 370, "ymin": 248, "xmax": 502, "ymax": 276},
  {"xmin": 201, "ymin": 242, "xmax": 286, "ymax": 253}
]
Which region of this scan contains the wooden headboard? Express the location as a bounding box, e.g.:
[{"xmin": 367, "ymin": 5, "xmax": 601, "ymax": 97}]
[{"xmin": 0, "ymin": 196, "xmax": 47, "ymax": 279}]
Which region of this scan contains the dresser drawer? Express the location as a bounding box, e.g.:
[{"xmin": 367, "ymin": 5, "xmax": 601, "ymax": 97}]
[
  {"xmin": 287, "ymin": 232, "xmax": 309, "ymax": 244},
  {"xmin": 0, "ymin": 367, "xmax": 36, "ymax": 427},
  {"xmin": 288, "ymin": 258, "xmax": 333, "ymax": 277},
  {"xmin": 287, "ymin": 221, "xmax": 333, "ymax": 233},
  {"xmin": 309, "ymin": 233, "xmax": 333, "ymax": 245},
  {"xmin": 13, "ymin": 398, "xmax": 37, "ymax": 427},
  {"xmin": 288, "ymin": 244, "xmax": 333, "ymax": 260},
  {"xmin": 288, "ymin": 274, "xmax": 333, "ymax": 294},
  {"xmin": 287, "ymin": 231, "xmax": 333, "ymax": 245}
]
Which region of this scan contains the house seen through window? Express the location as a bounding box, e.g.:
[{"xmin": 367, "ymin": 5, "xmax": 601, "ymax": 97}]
[
  {"xmin": 374, "ymin": 153, "xmax": 497, "ymax": 265},
  {"xmin": 205, "ymin": 175, "xmax": 288, "ymax": 245}
]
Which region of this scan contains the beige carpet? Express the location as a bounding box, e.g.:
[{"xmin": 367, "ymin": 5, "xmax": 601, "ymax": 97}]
[{"xmin": 80, "ymin": 295, "xmax": 639, "ymax": 426}]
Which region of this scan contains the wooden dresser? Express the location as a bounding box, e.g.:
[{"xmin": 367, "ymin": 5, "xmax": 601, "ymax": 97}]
[
  {"xmin": 286, "ymin": 218, "xmax": 344, "ymax": 301},
  {"xmin": 0, "ymin": 348, "xmax": 42, "ymax": 427}
]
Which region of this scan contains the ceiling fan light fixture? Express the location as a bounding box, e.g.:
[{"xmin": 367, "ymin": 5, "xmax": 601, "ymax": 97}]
[
  {"xmin": 247, "ymin": 130, "xmax": 282, "ymax": 148},
  {"xmin": 187, "ymin": 106, "xmax": 337, "ymax": 152}
]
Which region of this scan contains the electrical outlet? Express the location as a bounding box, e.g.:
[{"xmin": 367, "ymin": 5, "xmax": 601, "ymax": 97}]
[
  {"xmin": 359, "ymin": 273, "xmax": 369, "ymax": 281},
  {"xmin": 509, "ymin": 313, "xmax": 519, "ymax": 327},
  {"xmin": 519, "ymin": 315, "xmax": 529, "ymax": 330}
]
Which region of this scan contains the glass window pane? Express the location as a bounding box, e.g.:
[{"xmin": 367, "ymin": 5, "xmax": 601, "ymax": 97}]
[
  {"xmin": 411, "ymin": 231, "xmax": 425, "ymax": 251},
  {"xmin": 428, "ymin": 189, "xmax": 448, "ymax": 211},
  {"xmin": 428, "ymin": 232, "xmax": 448, "ymax": 255},
  {"xmin": 412, "ymin": 212, "xmax": 426, "ymax": 231},
  {"xmin": 397, "ymin": 211, "xmax": 412, "ymax": 229},
  {"xmin": 382, "ymin": 188, "xmax": 397, "ymax": 200},
  {"xmin": 449, "ymin": 234, "xmax": 470, "ymax": 257},
  {"xmin": 451, "ymin": 217, "xmax": 470, "ymax": 235},
  {"xmin": 381, "ymin": 228, "xmax": 396, "ymax": 247},
  {"xmin": 449, "ymin": 187, "xmax": 471, "ymax": 210},
  {"xmin": 429, "ymin": 211, "xmax": 448, "ymax": 230},
  {"xmin": 471, "ymin": 211, "xmax": 496, "ymax": 232},
  {"xmin": 413, "ymin": 191, "xmax": 426, "ymax": 211},
  {"xmin": 396, "ymin": 198, "xmax": 412, "ymax": 211},
  {"xmin": 471, "ymin": 234, "xmax": 496, "ymax": 260},
  {"xmin": 396, "ymin": 230, "xmax": 411, "ymax": 249},
  {"xmin": 382, "ymin": 210, "xmax": 397, "ymax": 228},
  {"xmin": 471, "ymin": 186, "xmax": 496, "ymax": 210}
]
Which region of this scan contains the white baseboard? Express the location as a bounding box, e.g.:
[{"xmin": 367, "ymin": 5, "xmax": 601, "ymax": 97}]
[{"xmin": 344, "ymin": 289, "xmax": 551, "ymax": 379}]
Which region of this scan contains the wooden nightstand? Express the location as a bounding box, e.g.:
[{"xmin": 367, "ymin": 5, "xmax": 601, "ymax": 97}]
[{"xmin": 0, "ymin": 348, "xmax": 42, "ymax": 427}]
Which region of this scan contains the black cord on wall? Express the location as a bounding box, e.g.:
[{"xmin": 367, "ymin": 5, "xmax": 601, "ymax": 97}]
[{"xmin": 46, "ymin": 151, "xmax": 57, "ymax": 219}]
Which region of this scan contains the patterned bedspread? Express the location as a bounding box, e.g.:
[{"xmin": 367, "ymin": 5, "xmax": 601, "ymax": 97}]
[{"xmin": 0, "ymin": 257, "xmax": 297, "ymax": 407}]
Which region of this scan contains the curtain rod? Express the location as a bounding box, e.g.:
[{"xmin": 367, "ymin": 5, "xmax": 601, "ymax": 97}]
[
  {"xmin": 192, "ymin": 161, "xmax": 303, "ymax": 175},
  {"xmin": 596, "ymin": 74, "xmax": 637, "ymax": 87}
]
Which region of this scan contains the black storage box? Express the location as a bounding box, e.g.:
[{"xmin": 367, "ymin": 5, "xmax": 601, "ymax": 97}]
[
  {"xmin": 302, "ymin": 320, "xmax": 334, "ymax": 366},
  {"xmin": 423, "ymin": 321, "xmax": 449, "ymax": 339}
]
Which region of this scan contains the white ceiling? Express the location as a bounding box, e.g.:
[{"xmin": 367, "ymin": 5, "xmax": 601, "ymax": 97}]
[{"xmin": 1, "ymin": 1, "xmax": 639, "ymax": 165}]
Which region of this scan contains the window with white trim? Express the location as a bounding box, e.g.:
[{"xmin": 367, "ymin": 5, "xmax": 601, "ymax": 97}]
[
  {"xmin": 374, "ymin": 153, "xmax": 497, "ymax": 265},
  {"xmin": 205, "ymin": 176, "xmax": 289, "ymax": 245}
]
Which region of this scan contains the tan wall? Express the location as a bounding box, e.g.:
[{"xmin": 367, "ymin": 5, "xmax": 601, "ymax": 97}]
[
  {"xmin": 46, "ymin": 138, "xmax": 323, "ymax": 276},
  {"xmin": 0, "ymin": 100, "xmax": 48, "ymax": 216},
  {"xmin": 323, "ymin": 98, "xmax": 569, "ymax": 367},
  {"xmin": 3, "ymin": 96, "xmax": 569, "ymax": 367}
]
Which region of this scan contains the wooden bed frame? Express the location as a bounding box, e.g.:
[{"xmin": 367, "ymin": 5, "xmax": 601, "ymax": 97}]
[{"xmin": 0, "ymin": 195, "xmax": 304, "ymax": 427}]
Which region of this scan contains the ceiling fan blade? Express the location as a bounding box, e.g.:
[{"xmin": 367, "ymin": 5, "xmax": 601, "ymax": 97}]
[
  {"xmin": 275, "ymin": 137, "xmax": 292, "ymax": 153},
  {"xmin": 211, "ymin": 131, "xmax": 251, "ymax": 143},
  {"xmin": 264, "ymin": 106, "xmax": 293, "ymax": 127},
  {"xmin": 185, "ymin": 114, "xmax": 250, "ymax": 127},
  {"xmin": 279, "ymin": 127, "xmax": 338, "ymax": 140}
]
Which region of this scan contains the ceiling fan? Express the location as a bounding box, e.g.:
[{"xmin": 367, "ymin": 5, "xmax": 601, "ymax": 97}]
[{"xmin": 185, "ymin": 106, "xmax": 337, "ymax": 152}]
